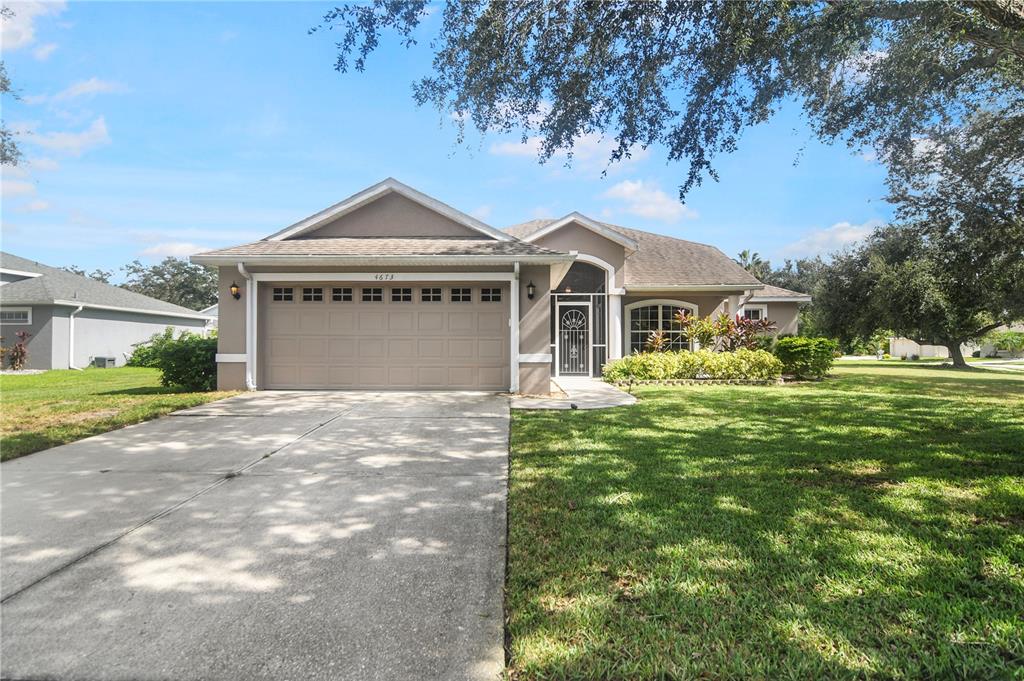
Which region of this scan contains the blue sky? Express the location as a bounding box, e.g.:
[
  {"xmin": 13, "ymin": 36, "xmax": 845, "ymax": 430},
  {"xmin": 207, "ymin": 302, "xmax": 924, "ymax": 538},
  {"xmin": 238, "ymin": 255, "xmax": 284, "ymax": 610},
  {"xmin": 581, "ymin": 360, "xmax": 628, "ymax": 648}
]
[{"xmin": 2, "ymin": 1, "xmax": 893, "ymax": 280}]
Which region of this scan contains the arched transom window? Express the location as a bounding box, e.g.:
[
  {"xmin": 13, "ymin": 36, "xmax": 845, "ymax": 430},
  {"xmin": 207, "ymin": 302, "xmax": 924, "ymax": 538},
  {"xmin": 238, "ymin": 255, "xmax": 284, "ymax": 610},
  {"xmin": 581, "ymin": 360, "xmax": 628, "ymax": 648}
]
[{"xmin": 627, "ymin": 301, "xmax": 697, "ymax": 353}]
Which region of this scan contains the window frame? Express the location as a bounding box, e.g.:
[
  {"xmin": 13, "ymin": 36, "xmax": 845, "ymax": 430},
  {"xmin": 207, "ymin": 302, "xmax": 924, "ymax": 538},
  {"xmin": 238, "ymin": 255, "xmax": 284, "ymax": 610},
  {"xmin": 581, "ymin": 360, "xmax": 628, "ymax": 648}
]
[
  {"xmin": 739, "ymin": 304, "xmax": 767, "ymax": 321},
  {"xmin": 390, "ymin": 287, "xmax": 413, "ymax": 303},
  {"xmin": 301, "ymin": 287, "xmax": 324, "ymax": 302},
  {"xmin": 0, "ymin": 306, "xmax": 32, "ymax": 325},
  {"xmin": 480, "ymin": 287, "xmax": 502, "ymax": 302},
  {"xmin": 361, "ymin": 287, "xmax": 383, "ymax": 302},
  {"xmin": 451, "ymin": 287, "xmax": 472, "ymax": 303},
  {"xmin": 331, "ymin": 287, "xmax": 353, "ymax": 302},
  {"xmin": 271, "ymin": 287, "xmax": 294, "ymax": 302},
  {"xmin": 421, "ymin": 287, "xmax": 442, "ymax": 303},
  {"xmin": 625, "ymin": 299, "xmax": 698, "ymax": 354}
]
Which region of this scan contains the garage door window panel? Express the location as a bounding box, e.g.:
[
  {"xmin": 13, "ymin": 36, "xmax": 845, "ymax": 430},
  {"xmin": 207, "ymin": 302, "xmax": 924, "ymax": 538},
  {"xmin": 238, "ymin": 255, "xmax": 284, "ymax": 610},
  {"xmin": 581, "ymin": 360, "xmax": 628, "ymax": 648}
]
[
  {"xmin": 272, "ymin": 287, "xmax": 293, "ymax": 302},
  {"xmin": 452, "ymin": 287, "xmax": 472, "ymax": 302},
  {"xmin": 421, "ymin": 287, "xmax": 442, "ymax": 302},
  {"xmin": 332, "ymin": 287, "xmax": 353, "ymax": 302},
  {"xmin": 481, "ymin": 288, "xmax": 502, "ymax": 302},
  {"xmin": 362, "ymin": 288, "xmax": 383, "ymax": 302},
  {"xmin": 391, "ymin": 287, "xmax": 412, "ymax": 302},
  {"xmin": 302, "ymin": 287, "xmax": 324, "ymax": 302}
]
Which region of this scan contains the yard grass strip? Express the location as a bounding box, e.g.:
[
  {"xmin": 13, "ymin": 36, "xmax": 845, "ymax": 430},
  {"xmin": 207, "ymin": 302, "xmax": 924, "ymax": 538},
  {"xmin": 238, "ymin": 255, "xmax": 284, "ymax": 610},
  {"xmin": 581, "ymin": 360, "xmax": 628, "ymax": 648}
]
[
  {"xmin": 0, "ymin": 367, "xmax": 235, "ymax": 461},
  {"xmin": 507, "ymin": 363, "xmax": 1024, "ymax": 679}
]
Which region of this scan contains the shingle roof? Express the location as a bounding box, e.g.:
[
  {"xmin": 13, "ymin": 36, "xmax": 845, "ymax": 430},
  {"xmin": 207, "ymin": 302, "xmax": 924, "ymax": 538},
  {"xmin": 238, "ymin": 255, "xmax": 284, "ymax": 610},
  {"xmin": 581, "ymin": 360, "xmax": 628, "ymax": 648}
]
[
  {"xmin": 0, "ymin": 252, "xmax": 210, "ymax": 317},
  {"xmin": 748, "ymin": 284, "xmax": 812, "ymax": 300},
  {"xmin": 194, "ymin": 237, "xmax": 567, "ymax": 259},
  {"xmin": 505, "ymin": 220, "xmax": 762, "ymax": 288}
]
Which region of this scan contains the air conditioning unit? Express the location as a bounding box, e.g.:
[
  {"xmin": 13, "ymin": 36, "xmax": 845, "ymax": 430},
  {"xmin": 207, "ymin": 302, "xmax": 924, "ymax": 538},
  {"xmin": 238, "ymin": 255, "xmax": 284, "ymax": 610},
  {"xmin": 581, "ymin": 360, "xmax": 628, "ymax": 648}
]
[{"xmin": 93, "ymin": 357, "xmax": 116, "ymax": 368}]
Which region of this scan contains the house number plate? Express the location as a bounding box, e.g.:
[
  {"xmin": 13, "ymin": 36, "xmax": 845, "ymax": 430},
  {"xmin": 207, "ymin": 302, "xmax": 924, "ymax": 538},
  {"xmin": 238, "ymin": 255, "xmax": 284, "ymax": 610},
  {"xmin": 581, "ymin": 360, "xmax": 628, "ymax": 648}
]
[{"xmin": 373, "ymin": 273, "xmax": 396, "ymax": 281}]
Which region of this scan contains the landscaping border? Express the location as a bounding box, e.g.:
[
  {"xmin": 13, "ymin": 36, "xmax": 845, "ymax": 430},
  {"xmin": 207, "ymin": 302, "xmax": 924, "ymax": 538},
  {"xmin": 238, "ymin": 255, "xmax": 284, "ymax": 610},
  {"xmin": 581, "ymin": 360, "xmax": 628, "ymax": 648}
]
[{"xmin": 609, "ymin": 378, "xmax": 783, "ymax": 386}]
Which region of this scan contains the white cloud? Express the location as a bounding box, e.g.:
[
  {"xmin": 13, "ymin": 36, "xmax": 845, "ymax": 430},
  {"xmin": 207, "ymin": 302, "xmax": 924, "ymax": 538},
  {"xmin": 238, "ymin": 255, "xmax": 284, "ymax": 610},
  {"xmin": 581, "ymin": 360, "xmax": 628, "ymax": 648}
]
[
  {"xmin": 31, "ymin": 117, "xmax": 111, "ymax": 156},
  {"xmin": 2, "ymin": 179, "xmax": 35, "ymax": 197},
  {"xmin": 17, "ymin": 199, "xmax": 50, "ymax": 212},
  {"xmin": 489, "ymin": 131, "xmax": 650, "ymax": 174},
  {"xmin": 26, "ymin": 156, "xmax": 59, "ymax": 171},
  {"xmin": 25, "ymin": 77, "xmax": 125, "ymax": 104},
  {"xmin": 600, "ymin": 179, "xmax": 698, "ymax": 224},
  {"xmin": 31, "ymin": 41, "xmax": 57, "ymax": 60},
  {"xmin": 0, "ymin": 1, "xmax": 66, "ymax": 51},
  {"xmin": 470, "ymin": 204, "xmax": 493, "ymax": 220},
  {"xmin": 780, "ymin": 219, "xmax": 882, "ymax": 257},
  {"xmin": 139, "ymin": 242, "xmax": 205, "ymax": 258}
]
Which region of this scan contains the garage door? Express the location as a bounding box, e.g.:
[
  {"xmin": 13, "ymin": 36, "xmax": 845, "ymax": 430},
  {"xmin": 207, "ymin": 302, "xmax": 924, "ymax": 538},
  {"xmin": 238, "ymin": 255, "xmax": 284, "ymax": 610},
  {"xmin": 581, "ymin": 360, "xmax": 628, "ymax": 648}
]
[{"xmin": 259, "ymin": 282, "xmax": 510, "ymax": 389}]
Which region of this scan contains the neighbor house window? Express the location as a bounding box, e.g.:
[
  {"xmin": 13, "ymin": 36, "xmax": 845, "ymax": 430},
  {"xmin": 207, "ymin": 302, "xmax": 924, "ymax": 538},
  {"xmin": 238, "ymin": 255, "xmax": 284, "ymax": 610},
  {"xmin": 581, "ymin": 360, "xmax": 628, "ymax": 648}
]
[
  {"xmin": 481, "ymin": 288, "xmax": 502, "ymax": 302},
  {"xmin": 421, "ymin": 287, "xmax": 442, "ymax": 302},
  {"xmin": 391, "ymin": 287, "xmax": 412, "ymax": 302},
  {"xmin": 451, "ymin": 287, "xmax": 472, "ymax": 302},
  {"xmin": 302, "ymin": 287, "xmax": 324, "ymax": 302},
  {"xmin": 362, "ymin": 287, "xmax": 383, "ymax": 302},
  {"xmin": 0, "ymin": 308, "xmax": 31, "ymax": 324},
  {"xmin": 332, "ymin": 287, "xmax": 353, "ymax": 302},
  {"xmin": 741, "ymin": 306, "xmax": 766, "ymax": 321},
  {"xmin": 628, "ymin": 303, "xmax": 694, "ymax": 353},
  {"xmin": 272, "ymin": 287, "xmax": 293, "ymax": 302}
]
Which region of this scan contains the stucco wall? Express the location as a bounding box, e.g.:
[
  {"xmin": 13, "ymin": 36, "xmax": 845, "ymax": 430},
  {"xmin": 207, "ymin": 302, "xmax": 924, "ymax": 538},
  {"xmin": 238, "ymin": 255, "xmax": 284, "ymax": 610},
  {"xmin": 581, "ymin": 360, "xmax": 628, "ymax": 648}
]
[
  {"xmin": 0, "ymin": 305, "xmax": 55, "ymax": 370},
  {"xmin": 529, "ymin": 222, "xmax": 626, "ymax": 288},
  {"xmin": 518, "ymin": 264, "xmax": 553, "ymax": 394},
  {"xmin": 302, "ymin": 193, "xmax": 485, "ymax": 239},
  {"xmin": 70, "ymin": 308, "xmax": 206, "ymax": 368},
  {"xmin": 764, "ymin": 302, "xmax": 800, "ymax": 336}
]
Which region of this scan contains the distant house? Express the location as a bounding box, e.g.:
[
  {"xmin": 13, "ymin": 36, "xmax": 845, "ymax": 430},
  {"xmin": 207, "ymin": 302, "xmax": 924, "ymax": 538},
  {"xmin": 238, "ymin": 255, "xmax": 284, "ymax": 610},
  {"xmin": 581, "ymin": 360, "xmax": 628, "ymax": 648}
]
[
  {"xmin": 200, "ymin": 303, "xmax": 218, "ymax": 330},
  {"xmin": 0, "ymin": 252, "xmax": 212, "ymax": 370}
]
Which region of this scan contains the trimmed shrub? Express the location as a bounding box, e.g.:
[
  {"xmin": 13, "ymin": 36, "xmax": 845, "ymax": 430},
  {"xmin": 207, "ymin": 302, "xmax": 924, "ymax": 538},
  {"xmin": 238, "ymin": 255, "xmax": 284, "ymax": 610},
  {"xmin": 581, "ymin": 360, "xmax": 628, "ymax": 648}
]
[
  {"xmin": 773, "ymin": 336, "xmax": 838, "ymax": 379},
  {"xmin": 603, "ymin": 348, "xmax": 783, "ymax": 382},
  {"xmin": 126, "ymin": 327, "xmax": 177, "ymax": 367},
  {"xmin": 154, "ymin": 331, "xmax": 217, "ymax": 391}
]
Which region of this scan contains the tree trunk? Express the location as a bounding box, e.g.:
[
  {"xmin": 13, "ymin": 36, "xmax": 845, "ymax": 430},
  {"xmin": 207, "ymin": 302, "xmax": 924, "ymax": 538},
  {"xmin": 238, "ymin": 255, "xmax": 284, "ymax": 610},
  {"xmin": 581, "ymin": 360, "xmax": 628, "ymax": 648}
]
[{"xmin": 947, "ymin": 341, "xmax": 968, "ymax": 368}]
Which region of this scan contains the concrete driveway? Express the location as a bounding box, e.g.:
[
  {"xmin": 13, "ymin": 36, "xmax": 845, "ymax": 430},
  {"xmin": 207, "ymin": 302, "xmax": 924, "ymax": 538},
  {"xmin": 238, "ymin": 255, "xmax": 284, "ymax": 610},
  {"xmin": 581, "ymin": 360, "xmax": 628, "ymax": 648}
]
[{"xmin": 1, "ymin": 391, "xmax": 509, "ymax": 681}]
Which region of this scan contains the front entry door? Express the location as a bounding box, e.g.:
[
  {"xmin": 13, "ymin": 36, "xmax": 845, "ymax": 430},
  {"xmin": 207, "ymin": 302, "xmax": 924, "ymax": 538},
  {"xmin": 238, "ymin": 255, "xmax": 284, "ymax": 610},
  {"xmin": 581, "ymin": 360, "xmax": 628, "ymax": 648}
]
[{"xmin": 558, "ymin": 304, "xmax": 590, "ymax": 375}]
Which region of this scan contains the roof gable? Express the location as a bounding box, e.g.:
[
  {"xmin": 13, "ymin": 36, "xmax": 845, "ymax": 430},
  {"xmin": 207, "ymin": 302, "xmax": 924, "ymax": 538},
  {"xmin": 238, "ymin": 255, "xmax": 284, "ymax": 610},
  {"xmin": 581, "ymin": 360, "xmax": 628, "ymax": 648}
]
[
  {"xmin": 267, "ymin": 178, "xmax": 512, "ymax": 242},
  {"xmin": 519, "ymin": 212, "xmax": 638, "ymax": 252}
]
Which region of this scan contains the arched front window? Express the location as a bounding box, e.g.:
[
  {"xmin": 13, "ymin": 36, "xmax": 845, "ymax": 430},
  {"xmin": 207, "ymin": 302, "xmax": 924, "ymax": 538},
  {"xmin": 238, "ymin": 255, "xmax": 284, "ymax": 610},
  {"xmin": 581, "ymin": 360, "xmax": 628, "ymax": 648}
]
[
  {"xmin": 554, "ymin": 261, "xmax": 606, "ymax": 294},
  {"xmin": 627, "ymin": 301, "xmax": 697, "ymax": 353}
]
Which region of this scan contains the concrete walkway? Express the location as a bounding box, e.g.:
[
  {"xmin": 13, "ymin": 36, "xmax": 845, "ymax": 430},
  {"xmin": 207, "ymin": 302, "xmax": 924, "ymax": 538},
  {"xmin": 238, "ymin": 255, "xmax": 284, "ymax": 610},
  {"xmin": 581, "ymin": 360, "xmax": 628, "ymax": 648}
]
[
  {"xmin": 511, "ymin": 376, "xmax": 637, "ymax": 410},
  {"xmin": 1, "ymin": 391, "xmax": 509, "ymax": 681}
]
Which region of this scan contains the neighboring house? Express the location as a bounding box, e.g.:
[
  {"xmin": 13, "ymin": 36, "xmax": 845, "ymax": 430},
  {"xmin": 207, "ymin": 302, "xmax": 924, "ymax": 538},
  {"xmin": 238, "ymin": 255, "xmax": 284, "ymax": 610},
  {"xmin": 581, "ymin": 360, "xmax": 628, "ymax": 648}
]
[
  {"xmin": 0, "ymin": 252, "xmax": 212, "ymax": 370},
  {"xmin": 890, "ymin": 322, "xmax": 1024, "ymax": 359},
  {"xmin": 192, "ymin": 178, "xmax": 810, "ymax": 393},
  {"xmin": 201, "ymin": 303, "xmax": 218, "ymax": 330}
]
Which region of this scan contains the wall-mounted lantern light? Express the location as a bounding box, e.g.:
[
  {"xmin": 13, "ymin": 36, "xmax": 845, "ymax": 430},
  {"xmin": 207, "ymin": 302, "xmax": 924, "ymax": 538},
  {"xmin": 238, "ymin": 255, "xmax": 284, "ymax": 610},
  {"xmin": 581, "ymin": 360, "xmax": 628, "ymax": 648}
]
[
  {"xmin": 526, "ymin": 281, "xmax": 536, "ymax": 300},
  {"xmin": 230, "ymin": 281, "xmax": 241, "ymax": 300}
]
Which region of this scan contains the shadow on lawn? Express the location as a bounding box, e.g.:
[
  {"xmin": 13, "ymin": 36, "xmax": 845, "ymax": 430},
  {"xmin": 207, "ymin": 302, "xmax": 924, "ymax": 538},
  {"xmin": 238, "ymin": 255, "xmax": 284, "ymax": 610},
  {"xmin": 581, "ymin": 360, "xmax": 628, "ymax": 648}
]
[{"xmin": 507, "ymin": 374, "xmax": 1024, "ymax": 679}]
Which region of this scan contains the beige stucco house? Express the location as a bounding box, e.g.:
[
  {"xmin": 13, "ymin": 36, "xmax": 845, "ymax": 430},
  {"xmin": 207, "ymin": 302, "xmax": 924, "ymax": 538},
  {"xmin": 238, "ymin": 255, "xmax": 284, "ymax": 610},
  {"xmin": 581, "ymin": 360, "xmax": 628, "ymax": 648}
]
[{"xmin": 192, "ymin": 178, "xmax": 809, "ymax": 393}]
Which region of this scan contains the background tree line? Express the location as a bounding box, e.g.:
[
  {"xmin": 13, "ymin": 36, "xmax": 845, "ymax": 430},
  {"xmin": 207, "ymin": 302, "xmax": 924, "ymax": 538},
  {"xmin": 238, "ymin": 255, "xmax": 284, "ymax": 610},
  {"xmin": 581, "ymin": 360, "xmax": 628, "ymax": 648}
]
[{"xmin": 63, "ymin": 258, "xmax": 218, "ymax": 312}]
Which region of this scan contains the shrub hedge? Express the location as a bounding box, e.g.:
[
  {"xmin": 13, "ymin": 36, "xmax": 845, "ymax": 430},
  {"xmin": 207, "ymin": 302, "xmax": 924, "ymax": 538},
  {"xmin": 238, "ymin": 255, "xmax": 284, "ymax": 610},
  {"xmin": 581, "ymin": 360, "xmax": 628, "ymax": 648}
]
[
  {"xmin": 154, "ymin": 332, "xmax": 218, "ymax": 391},
  {"xmin": 773, "ymin": 336, "xmax": 838, "ymax": 379},
  {"xmin": 603, "ymin": 348, "xmax": 783, "ymax": 382},
  {"xmin": 126, "ymin": 327, "xmax": 176, "ymax": 368}
]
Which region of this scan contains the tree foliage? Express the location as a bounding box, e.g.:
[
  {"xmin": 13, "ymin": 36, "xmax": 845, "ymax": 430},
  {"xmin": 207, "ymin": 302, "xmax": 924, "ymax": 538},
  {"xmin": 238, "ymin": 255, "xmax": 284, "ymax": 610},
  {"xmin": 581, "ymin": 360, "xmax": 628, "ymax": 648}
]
[
  {"xmin": 815, "ymin": 219, "xmax": 1024, "ymax": 366},
  {"xmin": 121, "ymin": 258, "xmax": 218, "ymax": 311},
  {"xmin": 314, "ymin": 0, "xmax": 1024, "ymax": 203},
  {"xmin": 1, "ymin": 7, "xmax": 21, "ymax": 167},
  {"xmin": 63, "ymin": 266, "xmax": 115, "ymax": 284}
]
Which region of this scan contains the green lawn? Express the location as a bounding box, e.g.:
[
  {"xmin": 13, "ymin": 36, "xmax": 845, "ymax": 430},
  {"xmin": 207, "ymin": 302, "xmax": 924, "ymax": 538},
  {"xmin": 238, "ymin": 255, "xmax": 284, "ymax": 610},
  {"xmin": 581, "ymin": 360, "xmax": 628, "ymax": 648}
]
[
  {"xmin": 0, "ymin": 368, "xmax": 236, "ymax": 461},
  {"xmin": 508, "ymin": 364, "xmax": 1024, "ymax": 679}
]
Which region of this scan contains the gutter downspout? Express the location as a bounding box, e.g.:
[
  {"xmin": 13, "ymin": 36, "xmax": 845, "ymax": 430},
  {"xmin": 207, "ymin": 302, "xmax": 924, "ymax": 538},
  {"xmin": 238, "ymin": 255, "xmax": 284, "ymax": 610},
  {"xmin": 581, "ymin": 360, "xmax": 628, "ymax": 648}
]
[
  {"xmin": 510, "ymin": 262, "xmax": 520, "ymax": 393},
  {"xmin": 237, "ymin": 262, "xmax": 256, "ymax": 390},
  {"xmin": 68, "ymin": 304, "xmax": 84, "ymax": 370}
]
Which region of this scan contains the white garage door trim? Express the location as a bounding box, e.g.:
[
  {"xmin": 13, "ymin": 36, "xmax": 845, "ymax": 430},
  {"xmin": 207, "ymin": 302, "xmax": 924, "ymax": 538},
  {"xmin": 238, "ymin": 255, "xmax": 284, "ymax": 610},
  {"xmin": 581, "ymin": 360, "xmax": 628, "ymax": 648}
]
[{"xmin": 245, "ymin": 270, "xmax": 520, "ymax": 391}]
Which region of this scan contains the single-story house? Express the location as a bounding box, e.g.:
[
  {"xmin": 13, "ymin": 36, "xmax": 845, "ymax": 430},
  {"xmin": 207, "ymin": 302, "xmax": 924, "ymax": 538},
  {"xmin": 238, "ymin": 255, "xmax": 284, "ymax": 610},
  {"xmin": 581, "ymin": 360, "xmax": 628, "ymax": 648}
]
[
  {"xmin": 0, "ymin": 252, "xmax": 212, "ymax": 370},
  {"xmin": 192, "ymin": 178, "xmax": 809, "ymax": 393}
]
